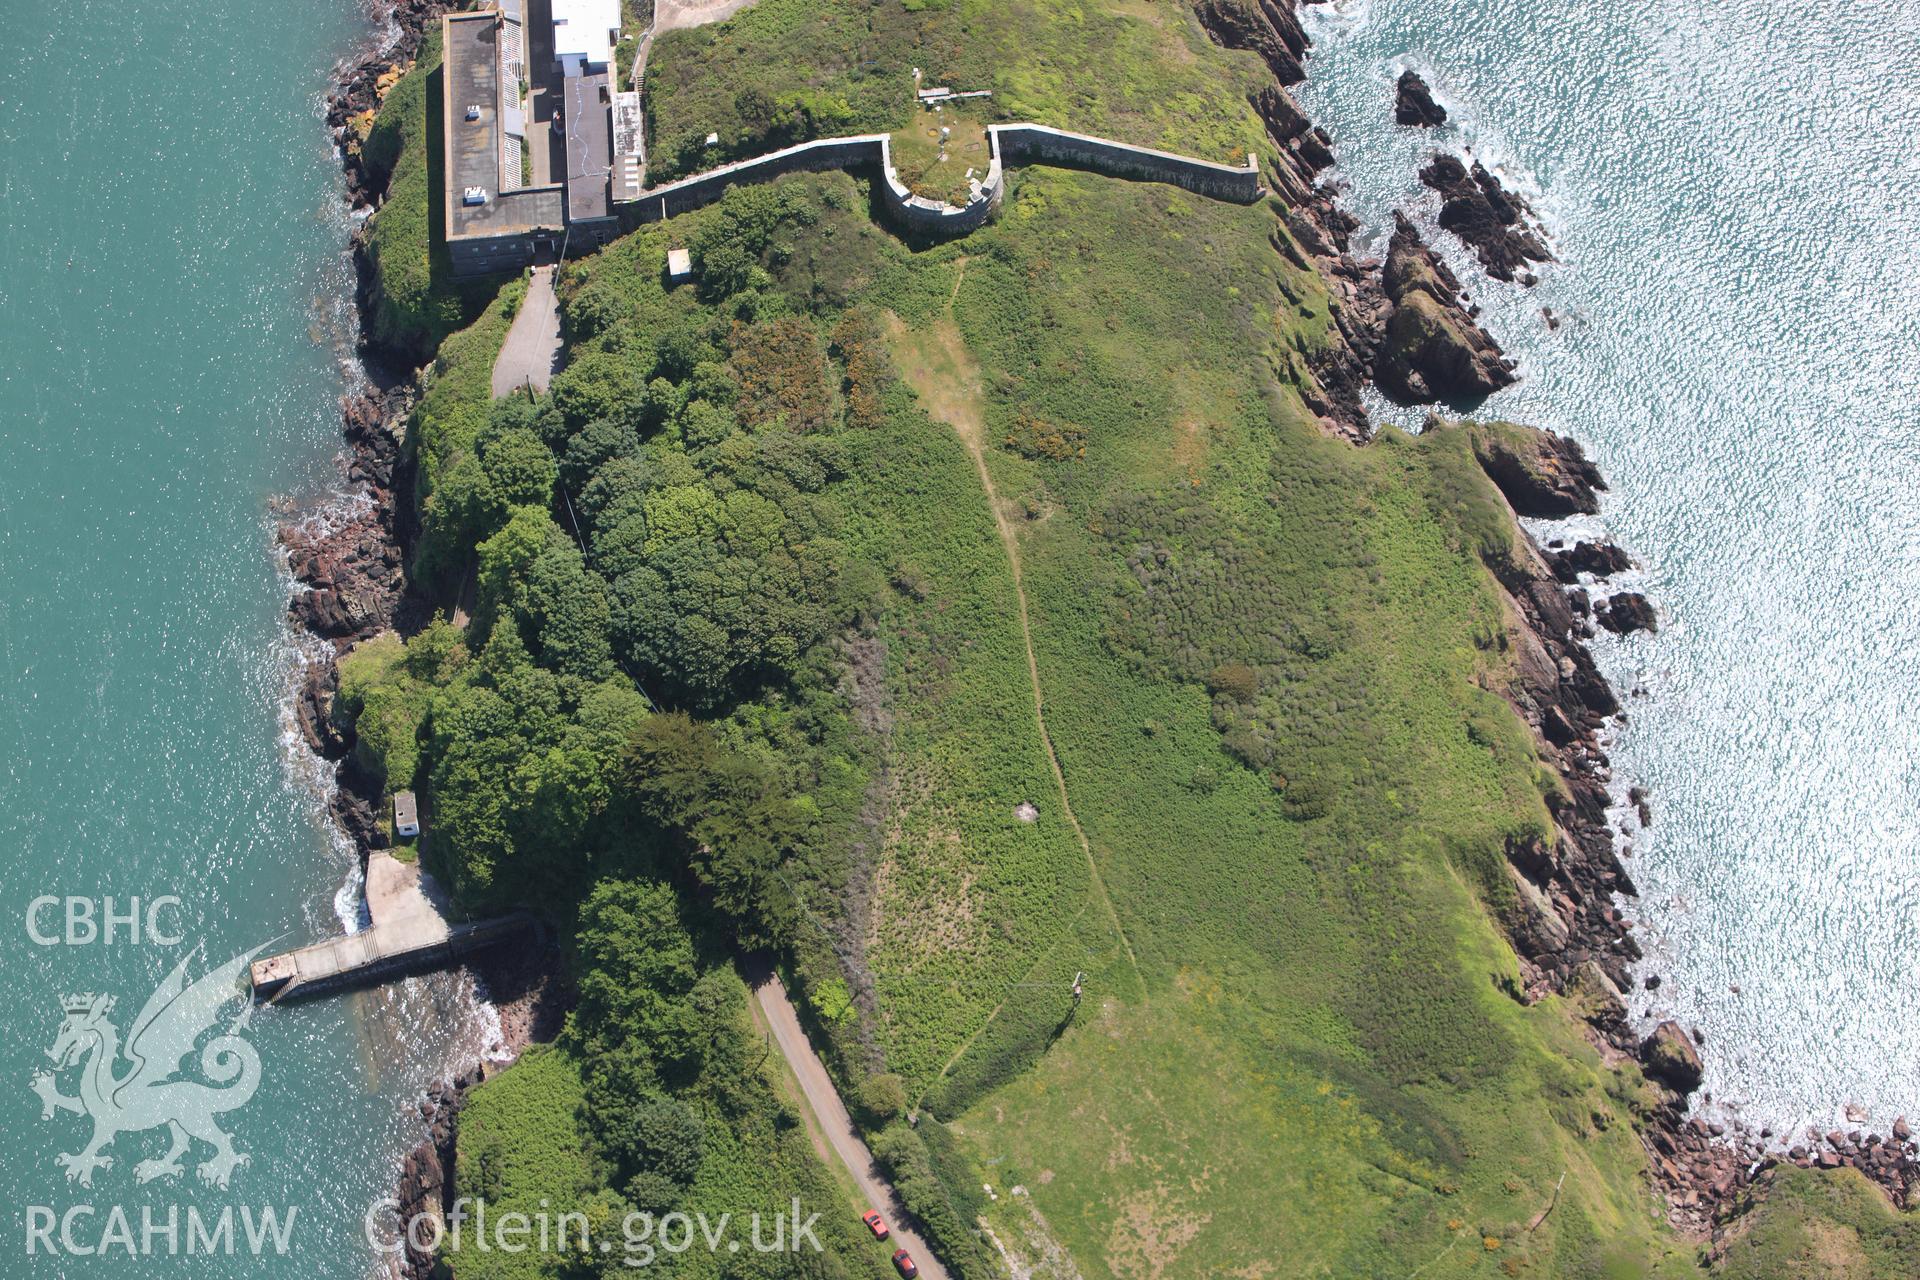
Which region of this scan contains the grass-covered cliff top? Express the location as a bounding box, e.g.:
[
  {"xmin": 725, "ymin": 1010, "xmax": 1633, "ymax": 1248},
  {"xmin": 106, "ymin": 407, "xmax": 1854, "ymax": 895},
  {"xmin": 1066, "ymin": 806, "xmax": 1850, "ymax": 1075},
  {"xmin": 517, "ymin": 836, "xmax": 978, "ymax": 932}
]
[{"xmin": 643, "ymin": 0, "xmax": 1265, "ymax": 180}]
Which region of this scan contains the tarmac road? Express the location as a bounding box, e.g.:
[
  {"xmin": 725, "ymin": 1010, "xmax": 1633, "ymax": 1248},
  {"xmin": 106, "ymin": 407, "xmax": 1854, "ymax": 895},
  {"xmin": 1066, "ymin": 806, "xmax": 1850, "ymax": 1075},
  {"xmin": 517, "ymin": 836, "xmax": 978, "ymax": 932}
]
[
  {"xmin": 491, "ymin": 265, "xmax": 562, "ymax": 398},
  {"xmin": 744, "ymin": 962, "xmax": 954, "ymax": 1280}
]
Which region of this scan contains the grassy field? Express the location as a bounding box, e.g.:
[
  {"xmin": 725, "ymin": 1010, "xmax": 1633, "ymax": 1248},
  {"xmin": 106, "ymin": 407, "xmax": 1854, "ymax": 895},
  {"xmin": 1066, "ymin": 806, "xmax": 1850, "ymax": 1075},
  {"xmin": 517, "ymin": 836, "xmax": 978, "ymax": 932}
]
[
  {"xmin": 798, "ymin": 168, "xmax": 1683, "ymax": 1278},
  {"xmin": 643, "ymin": 0, "xmax": 1264, "ymax": 180}
]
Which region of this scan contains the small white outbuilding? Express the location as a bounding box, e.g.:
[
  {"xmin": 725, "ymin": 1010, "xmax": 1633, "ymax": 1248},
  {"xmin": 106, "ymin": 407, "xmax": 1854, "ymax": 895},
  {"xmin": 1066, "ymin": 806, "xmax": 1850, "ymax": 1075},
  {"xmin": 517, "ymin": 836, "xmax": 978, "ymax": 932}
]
[{"xmin": 393, "ymin": 791, "xmax": 421, "ymax": 838}]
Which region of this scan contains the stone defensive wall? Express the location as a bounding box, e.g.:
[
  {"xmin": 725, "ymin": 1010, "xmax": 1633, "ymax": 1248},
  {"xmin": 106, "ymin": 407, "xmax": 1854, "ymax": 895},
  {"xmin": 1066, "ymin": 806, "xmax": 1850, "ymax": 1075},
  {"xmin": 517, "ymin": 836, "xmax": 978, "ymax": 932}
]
[
  {"xmin": 987, "ymin": 123, "xmax": 1262, "ymax": 204},
  {"xmin": 880, "ymin": 133, "xmax": 1006, "ymax": 233},
  {"xmin": 628, "ymin": 134, "xmax": 894, "ymax": 223},
  {"xmin": 625, "ymin": 133, "xmax": 1005, "ymax": 232},
  {"xmin": 619, "ymin": 122, "xmax": 1257, "ymax": 234}
]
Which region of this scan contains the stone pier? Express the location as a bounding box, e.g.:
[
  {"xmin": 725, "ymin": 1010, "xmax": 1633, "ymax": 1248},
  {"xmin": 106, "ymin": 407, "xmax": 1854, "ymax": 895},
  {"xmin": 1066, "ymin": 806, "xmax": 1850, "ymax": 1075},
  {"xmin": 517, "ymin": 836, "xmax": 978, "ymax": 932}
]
[{"xmin": 250, "ymin": 852, "xmax": 532, "ymax": 1002}]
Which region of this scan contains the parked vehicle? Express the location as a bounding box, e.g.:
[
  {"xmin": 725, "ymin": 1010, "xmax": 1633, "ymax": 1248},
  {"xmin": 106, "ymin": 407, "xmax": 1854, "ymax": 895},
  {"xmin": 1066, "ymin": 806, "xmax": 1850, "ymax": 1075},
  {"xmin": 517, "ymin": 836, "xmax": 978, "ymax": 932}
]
[
  {"xmin": 892, "ymin": 1249, "xmax": 919, "ymax": 1278},
  {"xmin": 862, "ymin": 1210, "xmax": 889, "ymax": 1240}
]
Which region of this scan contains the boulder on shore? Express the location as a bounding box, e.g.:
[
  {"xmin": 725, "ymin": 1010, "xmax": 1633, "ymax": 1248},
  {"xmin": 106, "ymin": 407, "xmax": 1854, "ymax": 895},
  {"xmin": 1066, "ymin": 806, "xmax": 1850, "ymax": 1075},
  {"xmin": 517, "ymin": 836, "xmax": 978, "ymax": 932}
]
[
  {"xmin": 1642, "ymin": 1020, "xmax": 1705, "ymax": 1093},
  {"xmin": 1394, "ymin": 70, "xmax": 1447, "ymax": 126},
  {"xmin": 1550, "ymin": 540, "xmax": 1633, "ymax": 582}
]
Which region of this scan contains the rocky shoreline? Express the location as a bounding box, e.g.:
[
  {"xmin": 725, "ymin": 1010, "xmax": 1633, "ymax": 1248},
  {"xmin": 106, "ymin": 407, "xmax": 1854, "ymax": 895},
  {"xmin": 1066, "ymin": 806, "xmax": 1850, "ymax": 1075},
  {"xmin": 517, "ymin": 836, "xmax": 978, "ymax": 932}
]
[
  {"xmin": 1196, "ymin": 0, "xmax": 1519, "ymax": 439},
  {"xmin": 295, "ymin": 4, "xmax": 571, "ymax": 1275},
  {"xmin": 1195, "ymin": 0, "xmax": 1920, "ymax": 1247},
  {"xmin": 292, "ymin": 0, "xmax": 449, "ymax": 852}
]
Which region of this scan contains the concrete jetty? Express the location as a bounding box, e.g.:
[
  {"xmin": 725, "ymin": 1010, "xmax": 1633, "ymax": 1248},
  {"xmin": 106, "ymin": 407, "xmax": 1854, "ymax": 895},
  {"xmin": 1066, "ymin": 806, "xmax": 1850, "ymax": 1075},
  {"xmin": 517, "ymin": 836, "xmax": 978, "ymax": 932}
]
[{"xmin": 250, "ymin": 851, "xmax": 531, "ymax": 1002}]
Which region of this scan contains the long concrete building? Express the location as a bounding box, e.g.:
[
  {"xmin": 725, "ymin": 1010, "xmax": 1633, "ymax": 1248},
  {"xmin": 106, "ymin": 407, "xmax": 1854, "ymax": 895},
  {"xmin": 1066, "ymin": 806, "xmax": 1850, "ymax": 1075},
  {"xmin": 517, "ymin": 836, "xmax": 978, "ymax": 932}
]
[{"xmin": 444, "ymin": 0, "xmax": 632, "ymax": 274}]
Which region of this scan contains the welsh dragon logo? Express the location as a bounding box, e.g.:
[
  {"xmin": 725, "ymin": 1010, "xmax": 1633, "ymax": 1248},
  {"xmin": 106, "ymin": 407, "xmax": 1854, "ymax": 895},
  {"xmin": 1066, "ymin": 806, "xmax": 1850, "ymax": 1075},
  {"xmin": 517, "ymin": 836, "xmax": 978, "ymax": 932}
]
[{"xmin": 30, "ymin": 944, "xmax": 265, "ymax": 1189}]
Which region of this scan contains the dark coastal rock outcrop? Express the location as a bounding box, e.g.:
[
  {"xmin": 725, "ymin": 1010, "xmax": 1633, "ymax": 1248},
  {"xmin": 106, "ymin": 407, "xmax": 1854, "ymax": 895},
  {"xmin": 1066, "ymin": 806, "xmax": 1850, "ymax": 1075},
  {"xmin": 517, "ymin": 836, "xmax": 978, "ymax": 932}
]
[
  {"xmin": 1424, "ymin": 418, "xmax": 1636, "ymax": 991},
  {"xmin": 1196, "ymin": 0, "xmax": 1395, "ymax": 442},
  {"xmin": 393, "ymin": 1071, "xmax": 474, "ymax": 1280},
  {"xmin": 330, "ymin": 0, "xmax": 456, "ymax": 209},
  {"xmin": 1466, "ymin": 419, "xmax": 1605, "ymax": 517},
  {"xmin": 1394, "ymin": 70, "xmax": 1447, "ymax": 127},
  {"xmin": 1596, "ymin": 592, "xmax": 1657, "ymax": 635},
  {"xmin": 1419, "ymin": 152, "xmax": 1554, "ymax": 283},
  {"xmin": 1199, "ymin": 2, "xmax": 1520, "ymax": 428},
  {"xmin": 1550, "ymin": 540, "xmax": 1633, "ymax": 582},
  {"xmin": 1192, "ymin": 0, "xmax": 1310, "ymax": 86},
  {"xmin": 1374, "ymin": 215, "xmax": 1517, "ymax": 403},
  {"xmin": 1251, "ymin": 84, "xmax": 1336, "ymax": 180},
  {"xmin": 282, "ymin": 386, "xmax": 417, "ymax": 643}
]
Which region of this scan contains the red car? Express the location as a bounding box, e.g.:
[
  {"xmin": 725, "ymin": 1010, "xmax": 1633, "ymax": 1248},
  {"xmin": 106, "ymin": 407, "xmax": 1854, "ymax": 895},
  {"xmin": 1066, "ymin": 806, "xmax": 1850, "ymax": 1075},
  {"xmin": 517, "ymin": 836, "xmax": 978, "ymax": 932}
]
[
  {"xmin": 862, "ymin": 1210, "xmax": 890, "ymax": 1240},
  {"xmin": 892, "ymin": 1249, "xmax": 919, "ymax": 1278}
]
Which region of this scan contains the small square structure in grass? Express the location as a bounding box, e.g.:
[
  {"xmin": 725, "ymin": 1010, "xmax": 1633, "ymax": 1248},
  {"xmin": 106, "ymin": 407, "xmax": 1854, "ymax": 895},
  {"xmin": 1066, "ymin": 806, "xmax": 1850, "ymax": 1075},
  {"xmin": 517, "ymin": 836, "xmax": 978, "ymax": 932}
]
[
  {"xmin": 666, "ymin": 247, "xmax": 692, "ymax": 285},
  {"xmin": 393, "ymin": 791, "xmax": 421, "ymax": 838}
]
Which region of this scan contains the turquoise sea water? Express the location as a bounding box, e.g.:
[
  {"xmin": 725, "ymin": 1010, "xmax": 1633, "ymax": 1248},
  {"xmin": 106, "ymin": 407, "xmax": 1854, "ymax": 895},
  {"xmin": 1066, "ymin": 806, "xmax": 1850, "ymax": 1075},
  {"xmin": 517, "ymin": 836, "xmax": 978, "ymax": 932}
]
[
  {"xmin": 1, "ymin": 3, "xmax": 493, "ymax": 1274},
  {"xmin": 1295, "ymin": 0, "xmax": 1920, "ymax": 1136}
]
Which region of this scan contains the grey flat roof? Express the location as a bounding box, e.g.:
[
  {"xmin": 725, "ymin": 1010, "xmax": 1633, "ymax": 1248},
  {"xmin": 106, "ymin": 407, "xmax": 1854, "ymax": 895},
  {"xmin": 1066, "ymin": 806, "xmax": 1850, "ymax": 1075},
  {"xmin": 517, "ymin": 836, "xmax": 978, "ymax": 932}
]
[
  {"xmin": 562, "ymin": 69, "xmax": 613, "ymax": 223},
  {"xmin": 445, "ymin": 13, "xmax": 564, "ymax": 240}
]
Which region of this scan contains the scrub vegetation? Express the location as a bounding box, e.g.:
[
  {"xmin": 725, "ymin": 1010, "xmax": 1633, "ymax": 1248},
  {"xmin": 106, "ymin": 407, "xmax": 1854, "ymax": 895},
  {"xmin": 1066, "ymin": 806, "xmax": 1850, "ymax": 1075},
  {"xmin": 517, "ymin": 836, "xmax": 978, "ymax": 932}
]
[
  {"xmin": 335, "ymin": 1, "xmax": 1920, "ymax": 1276},
  {"xmin": 1713, "ymin": 1167, "xmax": 1920, "ymax": 1279},
  {"xmin": 448, "ymin": 889, "xmax": 878, "ymax": 1280}
]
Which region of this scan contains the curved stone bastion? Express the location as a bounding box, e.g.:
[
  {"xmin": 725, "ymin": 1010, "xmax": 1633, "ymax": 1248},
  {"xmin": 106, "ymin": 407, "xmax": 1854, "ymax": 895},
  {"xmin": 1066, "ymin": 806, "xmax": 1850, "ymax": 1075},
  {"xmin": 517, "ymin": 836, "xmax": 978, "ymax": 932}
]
[{"xmin": 622, "ymin": 123, "xmax": 1262, "ymax": 236}]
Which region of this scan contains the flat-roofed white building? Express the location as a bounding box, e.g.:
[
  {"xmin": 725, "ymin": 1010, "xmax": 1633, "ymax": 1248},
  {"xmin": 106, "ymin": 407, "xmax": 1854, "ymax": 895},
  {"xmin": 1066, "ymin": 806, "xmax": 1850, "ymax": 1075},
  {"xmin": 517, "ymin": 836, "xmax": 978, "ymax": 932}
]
[{"xmin": 552, "ymin": 0, "xmax": 619, "ymax": 74}]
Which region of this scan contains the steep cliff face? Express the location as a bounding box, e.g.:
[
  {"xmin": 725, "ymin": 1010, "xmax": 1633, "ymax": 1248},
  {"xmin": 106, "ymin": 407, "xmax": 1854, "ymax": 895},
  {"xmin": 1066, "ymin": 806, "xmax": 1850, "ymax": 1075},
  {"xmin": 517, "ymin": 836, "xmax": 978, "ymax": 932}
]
[
  {"xmin": 1466, "ymin": 413, "xmax": 1607, "ymax": 517},
  {"xmin": 330, "ymin": 0, "xmax": 454, "ymax": 208},
  {"xmin": 1192, "ymin": 0, "xmax": 1312, "ymax": 85}
]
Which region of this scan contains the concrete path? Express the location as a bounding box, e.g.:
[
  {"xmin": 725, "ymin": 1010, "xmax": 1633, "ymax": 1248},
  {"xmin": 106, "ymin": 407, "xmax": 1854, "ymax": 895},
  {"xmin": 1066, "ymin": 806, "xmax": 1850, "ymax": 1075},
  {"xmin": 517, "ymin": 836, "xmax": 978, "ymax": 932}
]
[
  {"xmin": 745, "ymin": 963, "xmax": 953, "ymax": 1280},
  {"xmin": 492, "ymin": 266, "xmax": 563, "ymax": 398},
  {"xmin": 250, "ymin": 853, "xmax": 529, "ymax": 1001}
]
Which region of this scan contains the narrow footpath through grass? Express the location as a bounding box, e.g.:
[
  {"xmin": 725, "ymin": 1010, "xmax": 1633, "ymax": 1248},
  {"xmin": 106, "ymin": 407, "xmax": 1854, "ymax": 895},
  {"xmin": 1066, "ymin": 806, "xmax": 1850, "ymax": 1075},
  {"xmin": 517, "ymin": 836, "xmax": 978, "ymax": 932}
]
[{"xmin": 883, "ymin": 284, "xmax": 1143, "ymax": 1096}]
